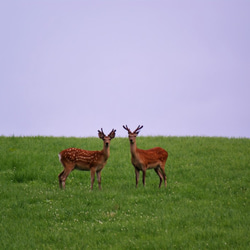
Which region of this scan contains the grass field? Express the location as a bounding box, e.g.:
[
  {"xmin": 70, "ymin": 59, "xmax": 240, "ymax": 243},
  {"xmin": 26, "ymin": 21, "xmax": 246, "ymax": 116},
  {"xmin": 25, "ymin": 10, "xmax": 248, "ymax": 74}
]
[{"xmin": 0, "ymin": 136, "xmax": 249, "ymax": 249}]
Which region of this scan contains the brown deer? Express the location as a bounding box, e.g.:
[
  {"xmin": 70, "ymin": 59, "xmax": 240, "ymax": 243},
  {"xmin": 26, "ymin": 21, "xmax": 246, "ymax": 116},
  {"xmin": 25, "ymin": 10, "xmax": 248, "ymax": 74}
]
[
  {"xmin": 58, "ymin": 128, "xmax": 116, "ymax": 190},
  {"xmin": 123, "ymin": 125, "xmax": 168, "ymax": 188}
]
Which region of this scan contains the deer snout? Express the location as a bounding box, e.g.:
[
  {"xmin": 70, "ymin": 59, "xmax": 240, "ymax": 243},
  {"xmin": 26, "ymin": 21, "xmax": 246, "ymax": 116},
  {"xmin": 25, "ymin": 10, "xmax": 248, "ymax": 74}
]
[{"xmin": 128, "ymin": 135, "xmax": 135, "ymax": 144}]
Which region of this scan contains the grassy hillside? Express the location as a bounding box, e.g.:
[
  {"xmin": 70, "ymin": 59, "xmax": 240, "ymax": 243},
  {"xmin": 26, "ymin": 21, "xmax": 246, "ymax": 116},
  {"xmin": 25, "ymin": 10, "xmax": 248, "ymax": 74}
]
[{"xmin": 0, "ymin": 136, "xmax": 249, "ymax": 249}]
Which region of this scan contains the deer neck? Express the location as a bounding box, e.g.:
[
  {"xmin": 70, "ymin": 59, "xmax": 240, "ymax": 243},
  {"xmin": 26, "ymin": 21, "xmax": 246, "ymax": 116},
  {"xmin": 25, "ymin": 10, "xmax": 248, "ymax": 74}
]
[
  {"xmin": 102, "ymin": 143, "xmax": 110, "ymax": 160},
  {"xmin": 130, "ymin": 141, "xmax": 138, "ymax": 157}
]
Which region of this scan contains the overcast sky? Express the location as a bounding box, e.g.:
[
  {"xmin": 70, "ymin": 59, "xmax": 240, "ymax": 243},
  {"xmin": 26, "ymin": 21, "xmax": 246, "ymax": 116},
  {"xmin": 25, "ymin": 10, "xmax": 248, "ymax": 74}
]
[{"xmin": 0, "ymin": 0, "xmax": 249, "ymax": 138}]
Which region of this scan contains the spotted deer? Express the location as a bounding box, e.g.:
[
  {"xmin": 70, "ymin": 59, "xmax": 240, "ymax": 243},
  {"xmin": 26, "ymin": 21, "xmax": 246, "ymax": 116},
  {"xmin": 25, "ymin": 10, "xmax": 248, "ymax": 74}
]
[
  {"xmin": 123, "ymin": 125, "xmax": 168, "ymax": 188},
  {"xmin": 58, "ymin": 128, "xmax": 116, "ymax": 190}
]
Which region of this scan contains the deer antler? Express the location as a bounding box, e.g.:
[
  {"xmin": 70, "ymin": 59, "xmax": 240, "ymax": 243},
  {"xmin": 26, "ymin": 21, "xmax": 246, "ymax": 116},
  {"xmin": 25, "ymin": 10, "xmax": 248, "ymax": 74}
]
[
  {"xmin": 123, "ymin": 125, "xmax": 132, "ymax": 134},
  {"xmin": 98, "ymin": 128, "xmax": 106, "ymax": 139},
  {"xmin": 108, "ymin": 129, "xmax": 116, "ymax": 139},
  {"xmin": 133, "ymin": 125, "xmax": 143, "ymax": 134}
]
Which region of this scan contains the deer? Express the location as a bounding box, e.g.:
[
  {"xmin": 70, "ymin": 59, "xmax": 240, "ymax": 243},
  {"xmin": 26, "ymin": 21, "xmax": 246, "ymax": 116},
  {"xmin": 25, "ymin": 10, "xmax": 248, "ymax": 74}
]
[
  {"xmin": 58, "ymin": 128, "xmax": 116, "ymax": 190},
  {"xmin": 123, "ymin": 125, "xmax": 168, "ymax": 188}
]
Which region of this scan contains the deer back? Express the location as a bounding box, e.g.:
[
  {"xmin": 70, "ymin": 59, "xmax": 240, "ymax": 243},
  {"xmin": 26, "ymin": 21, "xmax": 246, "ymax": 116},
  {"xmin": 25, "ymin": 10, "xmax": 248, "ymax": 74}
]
[
  {"xmin": 135, "ymin": 147, "xmax": 168, "ymax": 165},
  {"xmin": 59, "ymin": 148, "xmax": 104, "ymax": 167}
]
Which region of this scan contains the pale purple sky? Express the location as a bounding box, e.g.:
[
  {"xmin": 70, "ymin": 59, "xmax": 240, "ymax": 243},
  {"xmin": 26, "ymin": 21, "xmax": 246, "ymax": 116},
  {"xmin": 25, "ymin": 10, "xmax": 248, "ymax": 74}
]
[{"xmin": 0, "ymin": 1, "xmax": 249, "ymax": 138}]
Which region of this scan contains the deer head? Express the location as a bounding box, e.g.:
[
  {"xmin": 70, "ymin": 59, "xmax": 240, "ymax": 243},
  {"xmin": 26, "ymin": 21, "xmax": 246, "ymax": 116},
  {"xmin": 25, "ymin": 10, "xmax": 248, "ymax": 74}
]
[
  {"xmin": 123, "ymin": 125, "xmax": 143, "ymax": 144},
  {"xmin": 98, "ymin": 128, "xmax": 116, "ymax": 147}
]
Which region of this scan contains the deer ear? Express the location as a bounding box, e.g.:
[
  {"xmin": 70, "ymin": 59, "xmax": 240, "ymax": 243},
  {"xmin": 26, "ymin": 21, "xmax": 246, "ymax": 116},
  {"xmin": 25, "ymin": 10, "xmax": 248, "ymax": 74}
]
[
  {"xmin": 98, "ymin": 129, "xmax": 105, "ymax": 139},
  {"xmin": 109, "ymin": 129, "xmax": 116, "ymax": 139}
]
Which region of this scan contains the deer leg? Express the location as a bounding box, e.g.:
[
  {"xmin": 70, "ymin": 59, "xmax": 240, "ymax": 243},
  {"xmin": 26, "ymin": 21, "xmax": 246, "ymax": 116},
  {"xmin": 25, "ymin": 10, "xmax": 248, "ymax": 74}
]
[
  {"xmin": 135, "ymin": 168, "xmax": 140, "ymax": 188},
  {"xmin": 142, "ymin": 170, "xmax": 146, "ymax": 186},
  {"xmin": 90, "ymin": 168, "xmax": 96, "ymax": 190},
  {"xmin": 160, "ymin": 167, "xmax": 167, "ymax": 188},
  {"xmin": 154, "ymin": 168, "xmax": 163, "ymax": 188},
  {"xmin": 96, "ymin": 170, "xmax": 102, "ymax": 190},
  {"xmin": 59, "ymin": 169, "xmax": 72, "ymax": 189},
  {"xmin": 58, "ymin": 170, "xmax": 64, "ymax": 189}
]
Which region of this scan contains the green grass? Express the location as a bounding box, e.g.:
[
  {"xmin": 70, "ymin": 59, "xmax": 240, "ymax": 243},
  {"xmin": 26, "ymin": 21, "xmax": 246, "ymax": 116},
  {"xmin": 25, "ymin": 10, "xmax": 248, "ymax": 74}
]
[{"xmin": 0, "ymin": 136, "xmax": 249, "ymax": 249}]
